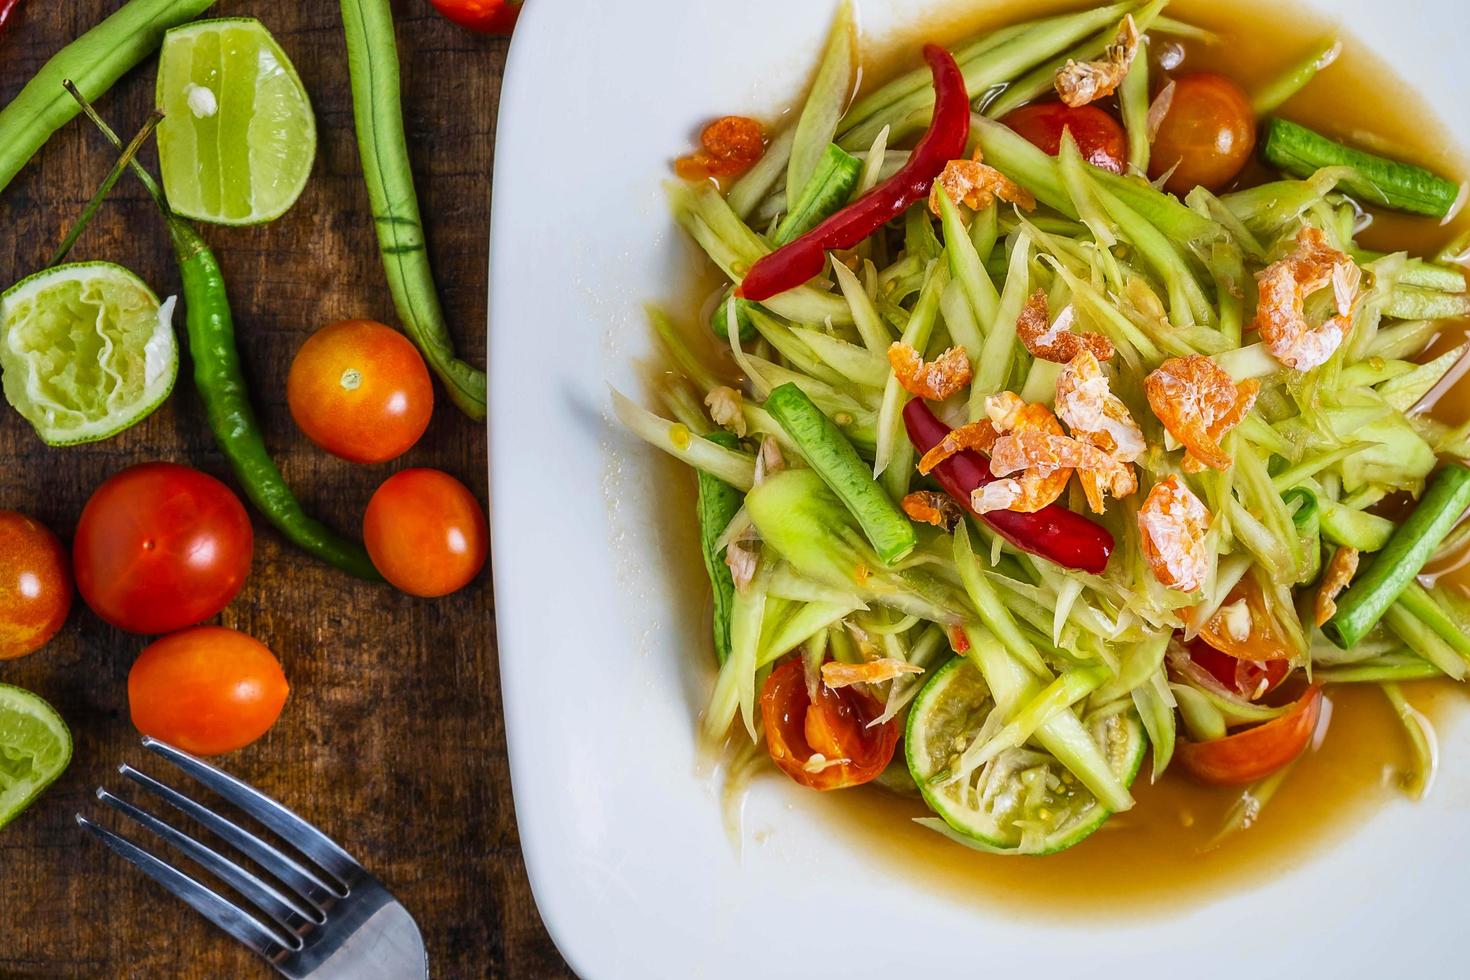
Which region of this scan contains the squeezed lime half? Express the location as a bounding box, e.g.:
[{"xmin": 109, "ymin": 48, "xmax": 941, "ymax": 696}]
[
  {"xmin": 0, "ymin": 684, "xmax": 72, "ymax": 831},
  {"xmin": 156, "ymin": 17, "xmax": 317, "ymax": 225},
  {"xmin": 0, "ymin": 262, "xmax": 178, "ymax": 446}
]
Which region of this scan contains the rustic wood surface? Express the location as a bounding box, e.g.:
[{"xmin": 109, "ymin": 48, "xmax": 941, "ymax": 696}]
[{"xmin": 0, "ymin": 1, "xmax": 570, "ymax": 976}]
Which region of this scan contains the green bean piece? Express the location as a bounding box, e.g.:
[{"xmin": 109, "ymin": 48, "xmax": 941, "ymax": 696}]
[
  {"xmin": 698, "ymin": 432, "xmax": 746, "ymax": 666},
  {"xmin": 765, "ymin": 383, "xmax": 916, "ymax": 564},
  {"xmin": 340, "ymin": 0, "xmax": 487, "ymax": 419},
  {"xmin": 1325, "ymin": 464, "xmax": 1470, "ymax": 648},
  {"xmin": 0, "ymin": 0, "xmax": 218, "ymax": 196},
  {"xmin": 70, "ymin": 86, "xmax": 382, "ymax": 580}
]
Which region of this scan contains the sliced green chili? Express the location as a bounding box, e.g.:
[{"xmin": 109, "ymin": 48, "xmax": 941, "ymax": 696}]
[{"xmin": 340, "ymin": 0, "xmax": 486, "ymax": 419}]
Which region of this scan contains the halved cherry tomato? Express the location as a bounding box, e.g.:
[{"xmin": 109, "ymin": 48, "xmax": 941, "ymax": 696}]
[
  {"xmin": 1177, "ymin": 684, "xmax": 1324, "ymax": 785},
  {"xmin": 1187, "ymin": 639, "xmax": 1291, "ymax": 702},
  {"xmin": 0, "ymin": 510, "xmax": 72, "ymax": 659},
  {"xmin": 363, "ymin": 468, "xmax": 488, "ymax": 597},
  {"xmin": 1147, "ymin": 72, "xmax": 1256, "ymax": 193},
  {"xmin": 287, "ymin": 319, "xmax": 433, "ymax": 464},
  {"xmin": 429, "ymin": 0, "xmax": 521, "ymax": 35},
  {"xmin": 1198, "ymin": 577, "xmax": 1293, "ymax": 662},
  {"xmin": 759, "ymin": 658, "xmax": 898, "ymax": 791},
  {"xmin": 73, "ymin": 463, "xmax": 253, "ymax": 635},
  {"xmin": 1000, "ymin": 102, "xmax": 1127, "ymax": 174},
  {"xmin": 128, "ymin": 626, "xmax": 288, "ymax": 755}
]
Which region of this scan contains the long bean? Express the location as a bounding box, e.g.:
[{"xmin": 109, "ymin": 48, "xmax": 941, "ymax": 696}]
[
  {"xmin": 0, "ymin": 0, "xmax": 217, "ymax": 196},
  {"xmin": 1325, "ymin": 463, "xmax": 1470, "ymax": 648},
  {"xmin": 340, "ymin": 0, "xmax": 486, "ymax": 419},
  {"xmin": 69, "ymin": 86, "xmax": 382, "ymax": 580}
]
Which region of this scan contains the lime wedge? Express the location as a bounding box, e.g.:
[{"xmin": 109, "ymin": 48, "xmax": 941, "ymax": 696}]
[
  {"xmin": 156, "ymin": 17, "xmax": 317, "ymax": 225},
  {"xmin": 0, "ymin": 263, "xmax": 178, "ymax": 446},
  {"xmin": 0, "ymin": 684, "xmax": 72, "ymax": 831}
]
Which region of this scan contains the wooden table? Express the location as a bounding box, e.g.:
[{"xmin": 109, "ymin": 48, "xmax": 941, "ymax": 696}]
[{"xmin": 0, "ymin": 2, "xmax": 570, "ymax": 975}]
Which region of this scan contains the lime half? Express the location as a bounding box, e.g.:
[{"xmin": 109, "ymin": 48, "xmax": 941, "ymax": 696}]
[
  {"xmin": 156, "ymin": 17, "xmax": 317, "ymax": 225},
  {"xmin": 0, "ymin": 684, "xmax": 72, "ymax": 831},
  {"xmin": 0, "ymin": 263, "xmax": 178, "ymax": 446}
]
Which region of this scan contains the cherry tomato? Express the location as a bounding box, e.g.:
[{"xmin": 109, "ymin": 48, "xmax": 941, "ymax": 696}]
[
  {"xmin": 129, "ymin": 627, "xmax": 288, "ymax": 755},
  {"xmin": 1000, "ymin": 102, "xmax": 1127, "ymax": 174},
  {"xmin": 1147, "ymin": 72, "xmax": 1256, "ymax": 193},
  {"xmin": 429, "ymin": 0, "xmax": 521, "ymax": 34},
  {"xmin": 363, "ymin": 469, "xmax": 488, "ymax": 597},
  {"xmin": 1189, "ymin": 577, "xmax": 1293, "ymax": 699},
  {"xmin": 287, "ymin": 319, "xmax": 433, "ymax": 465},
  {"xmin": 0, "ymin": 510, "xmax": 72, "ymax": 659},
  {"xmin": 73, "ymin": 463, "xmax": 253, "ymax": 635},
  {"xmin": 1187, "ymin": 639, "xmax": 1291, "ymax": 702},
  {"xmin": 759, "ymin": 659, "xmax": 899, "ymax": 791},
  {"xmin": 1177, "ymin": 684, "xmax": 1324, "ymax": 785}
]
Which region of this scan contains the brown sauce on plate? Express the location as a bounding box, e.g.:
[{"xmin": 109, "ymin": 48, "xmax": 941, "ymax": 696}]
[{"xmin": 638, "ymin": 0, "xmax": 1470, "ymax": 912}]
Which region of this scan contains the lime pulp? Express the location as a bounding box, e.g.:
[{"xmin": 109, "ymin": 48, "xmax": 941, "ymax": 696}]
[{"xmin": 0, "ymin": 684, "xmax": 72, "ymax": 831}]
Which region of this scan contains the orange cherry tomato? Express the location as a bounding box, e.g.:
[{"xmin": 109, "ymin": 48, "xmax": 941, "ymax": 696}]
[
  {"xmin": 1189, "ymin": 577, "xmax": 1294, "ymax": 699},
  {"xmin": 1147, "ymin": 72, "xmax": 1256, "ymax": 193},
  {"xmin": 128, "ymin": 627, "xmax": 289, "ymax": 756},
  {"xmin": 287, "ymin": 319, "xmax": 433, "ymax": 465},
  {"xmin": 1000, "ymin": 102, "xmax": 1127, "ymax": 174},
  {"xmin": 758, "ymin": 658, "xmax": 899, "ymax": 791},
  {"xmin": 0, "ymin": 510, "xmax": 72, "ymax": 659},
  {"xmin": 1177, "ymin": 684, "xmax": 1324, "ymax": 785},
  {"xmin": 73, "ymin": 463, "xmax": 253, "ymax": 635},
  {"xmin": 363, "ymin": 469, "xmax": 488, "ymax": 597}
]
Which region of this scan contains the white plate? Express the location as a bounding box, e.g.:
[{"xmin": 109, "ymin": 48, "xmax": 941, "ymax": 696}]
[{"xmin": 489, "ymin": 2, "xmax": 1470, "ymax": 976}]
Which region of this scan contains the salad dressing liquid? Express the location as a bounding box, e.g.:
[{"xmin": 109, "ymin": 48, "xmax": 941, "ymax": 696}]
[{"xmin": 650, "ymin": 0, "xmax": 1469, "ymax": 912}]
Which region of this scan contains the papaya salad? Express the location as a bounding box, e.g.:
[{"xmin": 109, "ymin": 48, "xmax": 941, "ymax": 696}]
[{"xmin": 613, "ymin": 0, "xmax": 1470, "ymax": 856}]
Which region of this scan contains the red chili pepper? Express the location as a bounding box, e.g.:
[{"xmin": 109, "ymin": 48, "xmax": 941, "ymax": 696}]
[
  {"xmin": 0, "ymin": 0, "xmax": 24, "ymax": 33},
  {"xmin": 737, "ymin": 43, "xmax": 970, "ymax": 302},
  {"xmin": 902, "ymin": 400, "xmax": 1114, "ymax": 574}
]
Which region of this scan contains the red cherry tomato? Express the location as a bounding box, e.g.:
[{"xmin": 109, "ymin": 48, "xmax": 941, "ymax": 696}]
[
  {"xmin": 1000, "ymin": 102, "xmax": 1127, "ymax": 173},
  {"xmin": 759, "ymin": 659, "xmax": 899, "ymax": 791},
  {"xmin": 1189, "ymin": 577, "xmax": 1293, "ymax": 699},
  {"xmin": 129, "ymin": 627, "xmax": 288, "ymax": 756},
  {"xmin": 1187, "ymin": 639, "xmax": 1291, "ymax": 702},
  {"xmin": 1147, "ymin": 72, "xmax": 1256, "ymax": 193},
  {"xmin": 287, "ymin": 319, "xmax": 433, "ymax": 464},
  {"xmin": 429, "ymin": 0, "xmax": 521, "ymax": 34},
  {"xmin": 0, "ymin": 510, "xmax": 72, "ymax": 659},
  {"xmin": 73, "ymin": 463, "xmax": 253, "ymax": 635},
  {"xmin": 363, "ymin": 469, "xmax": 488, "ymax": 597},
  {"xmin": 1177, "ymin": 685, "xmax": 1324, "ymax": 785}
]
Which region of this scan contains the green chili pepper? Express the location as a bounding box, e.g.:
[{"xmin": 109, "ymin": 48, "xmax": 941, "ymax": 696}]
[
  {"xmin": 68, "ymin": 86, "xmax": 381, "ymax": 580},
  {"xmin": 0, "ymin": 0, "xmax": 218, "ymax": 196},
  {"xmin": 340, "ymin": 0, "xmax": 487, "ymax": 420}
]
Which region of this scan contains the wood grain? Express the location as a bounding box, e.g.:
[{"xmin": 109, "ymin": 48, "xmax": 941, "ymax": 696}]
[{"xmin": 0, "ymin": 1, "xmax": 569, "ymax": 976}]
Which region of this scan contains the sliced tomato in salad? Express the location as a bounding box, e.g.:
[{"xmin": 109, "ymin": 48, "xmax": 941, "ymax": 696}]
[
  {"xmin": 759, "ymin": 658, "xmax": 898, "ymax": 791},
  {"xmin": 1188, "ymin": 577, "xmax": 1293, "ymax": 699},
  {"xmin": 1000, "ymin": 102, "xmax": 1127, "ymax": 173},
  {"xmin": 1177, "ymin": 684, "xmax": 1324, "ymax": 785},
  {"xmin": 1186, "ymin": 638, "xmax": 1291, "ymax": 702}
]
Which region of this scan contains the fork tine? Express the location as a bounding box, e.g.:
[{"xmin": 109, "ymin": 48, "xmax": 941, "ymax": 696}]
[
  {"xmin": 121, "ymin": 764, "xmax": 343, "ymax": 906},
  {"xmin": 77, "ymin": 815, "xmax": 296, "ymax": 961},
  {"xmin": 97, "ymin": 789, "xmax": 319, "ymax": 937},
  {"xmin": 143, "ymin": 738, "xmax": 362, "ymax": 883}
]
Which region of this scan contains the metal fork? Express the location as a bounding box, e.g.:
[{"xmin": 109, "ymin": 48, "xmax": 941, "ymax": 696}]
[{"xmin": 77, "ymin": 737, "xmax": 428, "ymax": 979}]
